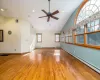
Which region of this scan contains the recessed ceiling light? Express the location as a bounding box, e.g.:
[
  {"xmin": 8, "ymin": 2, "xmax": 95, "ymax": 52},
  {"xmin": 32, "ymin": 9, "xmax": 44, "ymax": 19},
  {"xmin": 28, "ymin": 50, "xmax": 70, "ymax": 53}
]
[
  {"xmin": 32, "ymin": 10, "xmax": 35, "ymax": 12},
  {"xmin": 1, "ymin": 9, "xmax": 5, "ymax": 11},
  {"xmin": 62, "ymin": 11, "xmax": 65, "ymax": 12}
]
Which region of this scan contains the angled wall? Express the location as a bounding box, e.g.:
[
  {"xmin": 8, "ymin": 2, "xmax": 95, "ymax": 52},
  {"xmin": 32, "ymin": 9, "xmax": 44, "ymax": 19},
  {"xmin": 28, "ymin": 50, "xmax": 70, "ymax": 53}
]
[
  {"xmin": 61, "ymin": 8, "xmax": 100, "ymax": 73},
  {"xmin": 0, "ymin": 16, "xmax": 36, "ymax": 54}
]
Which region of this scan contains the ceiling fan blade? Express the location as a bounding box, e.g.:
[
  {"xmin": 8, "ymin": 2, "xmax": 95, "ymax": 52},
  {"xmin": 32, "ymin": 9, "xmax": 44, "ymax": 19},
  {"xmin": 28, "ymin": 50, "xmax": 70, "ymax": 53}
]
[
  {"xmin": 51, "ymin": 10, "xmax": 59, "ymax": 15},
  {"xmin": 51, "ymin": 16, "xmax": 59, "ymax": 20},
  {"xmin": 47, "ymin": 16, "xmax": 50, "ymax": 22},
  {"xmin": 42, "ymin": 10, "xmax": 48, "ymax": 15},
  {"xmin": 39, "ymin": 16, "xmax": 48, "ymax": 18}
]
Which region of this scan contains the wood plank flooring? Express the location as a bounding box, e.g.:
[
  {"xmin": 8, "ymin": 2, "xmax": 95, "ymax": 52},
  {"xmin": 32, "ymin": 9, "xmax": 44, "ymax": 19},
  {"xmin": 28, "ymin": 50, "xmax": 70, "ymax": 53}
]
[{"xmin": 0, "ymin": 49, "xmax": 99, "ymax": 80}]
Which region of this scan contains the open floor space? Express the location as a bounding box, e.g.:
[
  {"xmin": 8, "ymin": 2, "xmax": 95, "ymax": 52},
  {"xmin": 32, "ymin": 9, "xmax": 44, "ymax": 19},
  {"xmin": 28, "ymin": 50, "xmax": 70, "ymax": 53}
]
[
  {"xmin": 0, "ymin": 49, "xmax": 99, "ymax": 80},
  {"xmin": 0, "ymin": 0, "xmax": 100, "ymax": 79}
]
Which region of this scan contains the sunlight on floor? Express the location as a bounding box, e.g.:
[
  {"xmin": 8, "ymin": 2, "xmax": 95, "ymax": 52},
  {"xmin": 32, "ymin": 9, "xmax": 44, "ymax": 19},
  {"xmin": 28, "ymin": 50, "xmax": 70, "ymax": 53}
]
[
  {"xmin": 54, "ymin": 50, "xmax": 60, "ymax": 56},
  {"xmin": 54, "ymin": 50, "xmax": 60, "ymax": 62}
]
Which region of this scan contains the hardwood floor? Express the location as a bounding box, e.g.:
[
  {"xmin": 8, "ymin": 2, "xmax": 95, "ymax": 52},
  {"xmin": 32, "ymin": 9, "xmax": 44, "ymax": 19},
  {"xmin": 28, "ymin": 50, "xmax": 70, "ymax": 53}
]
[{"xmin": 0, "ymin": 49, "xmax": 99, "ymax": 80}]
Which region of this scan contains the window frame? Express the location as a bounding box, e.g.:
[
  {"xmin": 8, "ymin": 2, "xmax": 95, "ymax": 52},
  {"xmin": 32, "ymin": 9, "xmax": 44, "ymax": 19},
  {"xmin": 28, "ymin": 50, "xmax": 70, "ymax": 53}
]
[
  {"xmin": 70, "ymin": 0, "xmax": 100, "ymax": 49},
  {"xmin": 65, "ymin": 36, "xmax": 68, "ymax": 43},
  {"xmin": 65, "ymin": 19, "xmax": 100, "ymax": 50},
  {"xmin": 76, "ymin": 0, "xmax": 100, "ymax": 24},
  {"xmin": 36, "ymin": 33, "xmax": 42, "ymax": 43},
  {"xmin": 65, "ymin": 30, "xmax": 73, "ymax": 44}
]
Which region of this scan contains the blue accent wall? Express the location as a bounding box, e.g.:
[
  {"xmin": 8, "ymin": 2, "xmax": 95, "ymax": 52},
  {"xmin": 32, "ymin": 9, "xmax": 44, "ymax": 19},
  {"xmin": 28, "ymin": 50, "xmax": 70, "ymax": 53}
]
[{"xmin": 61, "ymin": 8, "xmax": 100, "ymax": 73}]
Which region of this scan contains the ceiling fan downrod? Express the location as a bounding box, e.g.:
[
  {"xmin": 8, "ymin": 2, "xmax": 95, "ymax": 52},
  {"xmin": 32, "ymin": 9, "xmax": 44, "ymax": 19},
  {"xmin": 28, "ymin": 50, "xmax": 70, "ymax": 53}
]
[
  {"xmin": 48, "ymin": 0, "xmax": 50, "ymax": 13},
  {"xmin": 39, "ymin": 0, "xmax": 59, "ymax": 22}
]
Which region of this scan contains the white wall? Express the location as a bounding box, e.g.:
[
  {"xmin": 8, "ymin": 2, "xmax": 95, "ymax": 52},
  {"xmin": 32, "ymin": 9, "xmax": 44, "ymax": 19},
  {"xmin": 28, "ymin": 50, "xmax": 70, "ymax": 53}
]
[
  {"xmin": 0, "ymin": 16, "xmax": 36, "ymax": 54},
  {"xmin": 0, "ymin": 16, "xmax": 60, "ymax": 53},
  {"xmin": 0, "ymin": 16, "xmax": 21, "ymax": 53},
  {"xmin": 36, "ymin": 31, "xmax": 60, "ymax": 48},
  {"xmin": 20, "ymin": 20, "xmax": 36, "ymax": 53}
]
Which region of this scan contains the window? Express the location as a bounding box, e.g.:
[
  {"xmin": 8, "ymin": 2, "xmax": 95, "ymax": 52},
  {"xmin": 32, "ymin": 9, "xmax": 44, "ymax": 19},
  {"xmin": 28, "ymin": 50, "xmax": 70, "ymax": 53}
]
[
  {"xmin": 75, "ymin": 26, "xmax": 84, "ymax": 44},
  {"xmin": 64, "ymin": 0, "xmax": 100, "ymax": 49},
  {"xmin": 76, "ymin": 26, "xmax": 84, "ymax": 34},
  {"xmin": 55, "ymin": 33, "xmax": 60, "ymax": 42},
  {"xmin": 65, "ymin": 36, "xmax": 68, "ymax": 43},
  {"xmin": 77, "ymin": 0, "xmax": 100, "ymax": 24},
  {"xmin": 37, "ymin": 33, "xmax": 42, "ymax": 43},
  {"xmin": 65, "ymin": 30, "xmax": 73, "ymax": 43},
  {"xmin": 87, "ymin": 19, "xmax": 100, "ymax": 33},
  {"xmin": 69, "ymin": 31, "xmax": 73, "ymax": 43},
  {"xmin": 65, "ymin": 32, "xmax": 68, "ymax": 43},
  {"xmin": 76, "ymin": 35, "xmax": 84, "ymax": 44},
  {"xmin": 68, "ymin": 36, "xmax": 73, "ymax": 43},
  {"xmin": 87, "ymin": 32, "xmax": 100, "ymax": 46},
  {"xmin": 65, "ymin": 19, "xmax": 100, "ymax": 49},
  {"xmin": 61, "ymin": 37, "xmax": 65, "ymax": 42},
  {"xmin": 86, "ymin": 19, "xmax": 100, "ymax": 46}
]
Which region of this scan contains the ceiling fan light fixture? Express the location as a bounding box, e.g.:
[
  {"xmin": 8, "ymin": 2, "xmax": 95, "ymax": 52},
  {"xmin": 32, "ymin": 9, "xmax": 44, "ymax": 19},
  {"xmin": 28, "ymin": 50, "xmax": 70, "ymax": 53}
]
[{"xmin": 39, "ymin": 0, "xmax": 59, "ymax": 22}]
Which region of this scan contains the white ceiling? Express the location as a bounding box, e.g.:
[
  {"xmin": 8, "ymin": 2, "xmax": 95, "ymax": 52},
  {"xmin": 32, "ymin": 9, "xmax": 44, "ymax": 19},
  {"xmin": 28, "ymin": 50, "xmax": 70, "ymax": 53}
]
[{"xmin": 0, "ymin": 0, "xmax": 83, "ymax": 31}]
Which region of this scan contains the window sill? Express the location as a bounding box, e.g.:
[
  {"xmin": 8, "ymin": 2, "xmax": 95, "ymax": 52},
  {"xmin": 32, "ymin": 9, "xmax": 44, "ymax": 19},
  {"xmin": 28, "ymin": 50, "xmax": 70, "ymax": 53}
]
[
  {"xmin": 65, "ymin": 42, "xmax": 73, "ymax": 44},
  {"xmin": 65, "ymin": 42, "xmax": 100, "ymax": 50}
]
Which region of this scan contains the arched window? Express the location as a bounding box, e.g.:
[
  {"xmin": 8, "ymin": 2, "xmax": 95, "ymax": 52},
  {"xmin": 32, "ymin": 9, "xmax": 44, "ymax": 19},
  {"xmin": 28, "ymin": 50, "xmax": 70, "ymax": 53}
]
[
  {"xmin": 65, "ymin": 0, "xmax": 100, "ymax": 49},
  {"xmin": 77, "ymin": 0, "xmax": 100, "ymax": 24}
]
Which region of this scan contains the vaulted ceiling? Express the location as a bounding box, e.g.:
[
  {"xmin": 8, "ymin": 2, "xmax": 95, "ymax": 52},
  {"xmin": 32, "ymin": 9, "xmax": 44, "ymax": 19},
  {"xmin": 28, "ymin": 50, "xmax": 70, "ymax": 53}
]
[{"xmin": 0, "ymin": 0, "xmax": 83, "ymax": 31}]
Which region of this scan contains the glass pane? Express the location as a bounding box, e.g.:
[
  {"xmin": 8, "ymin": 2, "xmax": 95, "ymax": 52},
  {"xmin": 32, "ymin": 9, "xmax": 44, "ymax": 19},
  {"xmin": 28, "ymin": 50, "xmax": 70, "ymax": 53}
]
[
  {"xmin": 76, "ymin": 35, "xmax": 84, "ymax": 44},
  {"xmin": 38, "ymin": 35, "xmax": 42, "ymax": 42},
  {"xmin": 95, "ymin": 25, "xmax": 100, "ymax": 31},
  {"xmin": 66, "ymin": 37, "xmax": 68, "ymax": 42},
  {"xmin": 76, "ymin": 26, "xmax": 84, "ymax": 34},
  {"xmin": 87, "ymin": 26, "xmax": 95, "ymax": 32},
  {"xmin": 69, "ymin": 37, "xmax": 73, "ymax": 43},
  {"xmin": 87, "ymin": 23, "xmax": 91, "ymax": 27},
  {"xmin": 95, "ymin": 19, "xmax": 99, "ymax": 25},
  {"xmin": 56, "ymin": 35, "xmax": 60, "ymax": 42},
  {"xmin": 91, "ymin": 21, "xmax": 95, "ymax": 27},
  {"xmin": 38, "ymin": 35, "xmax": 41, "ymax": 38},
  {"xmin": 87, "ymin": 32, "xmax": 100, "ymax": 46},
  {"xmin": 76, "ymin": 0, "xmax": 100, "ymax": 24}
]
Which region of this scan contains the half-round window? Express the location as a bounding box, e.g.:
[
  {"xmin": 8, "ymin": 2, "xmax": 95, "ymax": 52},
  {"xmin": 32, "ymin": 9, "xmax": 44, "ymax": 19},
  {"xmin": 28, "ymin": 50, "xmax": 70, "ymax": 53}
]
[{"xmin": 76, "ymin": 0, "xmax": 100, "ymax": 24}]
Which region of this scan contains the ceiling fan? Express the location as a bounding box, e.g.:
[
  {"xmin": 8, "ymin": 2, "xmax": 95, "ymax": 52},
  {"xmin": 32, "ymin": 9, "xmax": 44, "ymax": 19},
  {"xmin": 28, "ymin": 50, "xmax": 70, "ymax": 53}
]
[{"xmin": 39, "ymin": 0, "xmax": 59, "ymax": 22}]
